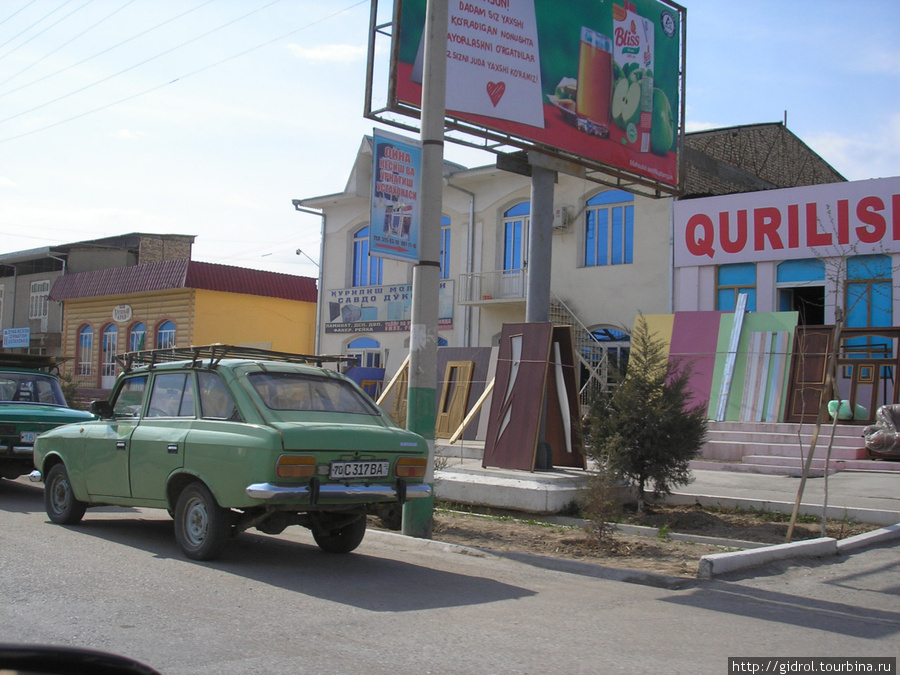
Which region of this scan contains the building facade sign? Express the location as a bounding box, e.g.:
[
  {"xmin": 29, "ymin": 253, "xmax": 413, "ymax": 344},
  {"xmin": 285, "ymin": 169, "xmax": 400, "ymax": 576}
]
[
  {"xmin": 370, "ymin": 129, "xmax": 422, "ymax": 262},
  {"xmin": 2, "ymin": 327, "xmax": 30, "ymax": 348},
  {"xmin": 112, "ymin": 304, "xmax": 133, "ymax": 323},
  {"xmin": 674, "ymin": 176, "xmax": 900, "ymax": 267},
  {"xmin": 324, "ymin": 280, "xmax": 454, "ymax": 334}
]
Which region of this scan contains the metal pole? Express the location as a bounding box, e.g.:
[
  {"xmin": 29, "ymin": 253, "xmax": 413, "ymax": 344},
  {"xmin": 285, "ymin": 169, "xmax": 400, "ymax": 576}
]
[
  {"xmin": 402, "ymin": 0, "xmax": 447, "ymax": 538},
  {"xmin": 525, "ymin": 165, "xmax": 555, "ymax": 323}
]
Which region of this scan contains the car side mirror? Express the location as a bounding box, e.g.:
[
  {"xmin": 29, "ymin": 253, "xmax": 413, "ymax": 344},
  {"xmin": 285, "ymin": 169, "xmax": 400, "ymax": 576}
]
[{"xmin": 89, "ymin": 400, "xmax": 114, "ymax": 419}]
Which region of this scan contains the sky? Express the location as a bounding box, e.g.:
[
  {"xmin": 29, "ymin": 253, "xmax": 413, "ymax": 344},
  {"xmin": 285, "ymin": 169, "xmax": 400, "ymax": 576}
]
[{"xmin": 1, "ymin": 0, "xmax": 898, "ymax": 279}]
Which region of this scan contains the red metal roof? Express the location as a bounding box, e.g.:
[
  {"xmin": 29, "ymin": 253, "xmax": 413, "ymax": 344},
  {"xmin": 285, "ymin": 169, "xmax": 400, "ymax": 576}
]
[{"xmin": 50, "ymin": 259, "xmax": 317, "ymax": 303}]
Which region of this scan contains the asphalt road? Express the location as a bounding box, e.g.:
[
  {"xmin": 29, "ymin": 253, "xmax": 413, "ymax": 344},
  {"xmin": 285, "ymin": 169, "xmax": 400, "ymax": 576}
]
[{"xmin": 1, "ymin": 476, "xmax": 898, "ymax": 675}]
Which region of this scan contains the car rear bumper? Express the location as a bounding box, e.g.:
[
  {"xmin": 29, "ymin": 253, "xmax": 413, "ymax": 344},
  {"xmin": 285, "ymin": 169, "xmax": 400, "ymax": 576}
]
[{"xmin": 246, "ymin": 479, "xmax": 432, "ymax": 504}]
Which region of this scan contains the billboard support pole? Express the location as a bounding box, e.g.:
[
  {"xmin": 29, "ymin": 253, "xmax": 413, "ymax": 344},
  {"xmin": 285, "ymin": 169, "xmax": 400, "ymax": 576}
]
[{"xmin": 402, "ymin": 0, "xmax": 447, "ymax": 538}]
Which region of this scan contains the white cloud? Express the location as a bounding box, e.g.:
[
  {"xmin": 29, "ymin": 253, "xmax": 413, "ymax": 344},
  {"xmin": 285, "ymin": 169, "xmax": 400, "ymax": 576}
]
[
  {"xmin": 0, "ymin": 177, "xmax": 15, "ymax": 187},
  {"xmin": 806, "ymin": 112, "xmax": 900, "ymax": 181},
  {"xmin": 285, "ymin": 43, "xmax": 367, "ymax": 63}
]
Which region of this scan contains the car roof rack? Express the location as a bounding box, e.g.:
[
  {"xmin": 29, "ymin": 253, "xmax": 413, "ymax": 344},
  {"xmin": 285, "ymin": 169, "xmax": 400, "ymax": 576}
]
[
  {"xmin": 0, "ymin": 352, "xmax": 68, "ymax": 373},
  {"xmin": 116, "ymin": 344, "xmax": 357, "ymax": 372}
]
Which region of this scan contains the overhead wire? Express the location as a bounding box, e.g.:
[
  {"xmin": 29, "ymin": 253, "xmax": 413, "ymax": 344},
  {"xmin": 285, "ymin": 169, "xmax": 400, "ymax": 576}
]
[
  {"xmin": 0, "ymin": 0, "xmax": 137, "ymax": 90},
  {"xmin": 0, "ymin": 0, "xmax": 75, "ymax": 53},
  {"xmin": 0, "ymin": 0, "xmax": 215, "ymax": 99},
  {"xmin": 0, "ymin": 1, "xmax": 39, "ymax": 30},
  {"xmin": 0, "ymin": 0, "xmax": 95, "ymax": 67},
  {"xmin": 0, "ymin": 0, "xmax": 369, "ymax": 145}
]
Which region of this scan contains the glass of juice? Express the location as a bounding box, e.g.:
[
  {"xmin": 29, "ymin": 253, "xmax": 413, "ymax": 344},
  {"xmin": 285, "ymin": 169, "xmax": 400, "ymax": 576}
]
[{"xmin": 576, "ymin": 27, "xmax": 613, "ymax": 128}]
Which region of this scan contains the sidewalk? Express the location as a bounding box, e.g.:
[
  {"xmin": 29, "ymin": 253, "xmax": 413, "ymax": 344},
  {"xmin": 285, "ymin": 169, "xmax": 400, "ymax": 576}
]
[{"xmin": 435, "ymin": 442, "xmax": 900, "ymax": 526}]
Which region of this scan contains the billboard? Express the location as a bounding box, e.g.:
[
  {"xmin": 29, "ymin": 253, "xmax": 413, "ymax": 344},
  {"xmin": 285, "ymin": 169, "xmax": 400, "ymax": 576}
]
[
  {"xmin": 370, "ymin": 129, "xmax": 423, "ymax": 262},
  {"xmin": 389, "ymin": 0, "xmax": 684, "ymax": 193},
  {"xmin": 673, "ymin": 176, "xmax": 900, "ymax": 267},
  {"xmin": 324, "ymin": 280, "xmax": 455, "ymax": 333}
]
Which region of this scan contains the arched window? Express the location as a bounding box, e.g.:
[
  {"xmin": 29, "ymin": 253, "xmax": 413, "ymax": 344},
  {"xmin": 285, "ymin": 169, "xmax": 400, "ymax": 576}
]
[
  {"xmin": 502, "ymin": 202, "xmax": 530, "ymax": 272},
  {"xmin": 584, "ymin": 190, "xmax": 634, "ymax": 266},
  {"xmin": 129, "ymin": 322, "xmax": 147, "ymax": 352},
  {"xmin": 77, "ymin": 325, "xmax": 93, "ymax": 377},
  {"xmin": 346, "ymin": 336, "xmax": 381, "ymax": 368},
  {"xmin": 156, "ymin": 320, "xmax": 176, "ymax": 349},
  {"xmin": 101, "ymin": 324, "xmax": 118, "ymax": 382},
  {"xmin": 352, "ymin": 226, "xmax": 383, "ymax": 287}
]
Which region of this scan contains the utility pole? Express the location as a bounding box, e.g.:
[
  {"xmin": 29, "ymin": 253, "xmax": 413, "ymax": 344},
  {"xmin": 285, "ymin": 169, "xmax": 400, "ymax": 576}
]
[{"xmin": 402, "ymin": 0, "xmax": 448, "ymax": 538}]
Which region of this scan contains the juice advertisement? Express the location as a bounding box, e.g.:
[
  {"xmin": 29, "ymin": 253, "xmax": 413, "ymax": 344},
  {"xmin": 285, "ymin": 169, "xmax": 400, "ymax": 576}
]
[
  {"xmin": 394, "ymin": 0, "xmax": 682, "ymax": 191},
  {"xmin": 612, "ymin": 1, "xmax": 654, "ymax": 153}
]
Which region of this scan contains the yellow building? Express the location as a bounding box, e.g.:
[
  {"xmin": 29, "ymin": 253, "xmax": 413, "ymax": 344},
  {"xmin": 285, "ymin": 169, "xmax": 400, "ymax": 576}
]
[{"xmin": 50, "ymin": 259, "xmax": 317, "ymax": 394}]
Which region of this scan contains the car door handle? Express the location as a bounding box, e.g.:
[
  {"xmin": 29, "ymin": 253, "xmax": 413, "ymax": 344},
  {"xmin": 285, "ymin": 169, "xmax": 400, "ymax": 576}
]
[
  {"xmin": 167, "ymin": 444, "xmax": 179, "ymax": 455},
  {"xmin": 116, "ymin": 441, "xmax": 126, "ymax": 450}
]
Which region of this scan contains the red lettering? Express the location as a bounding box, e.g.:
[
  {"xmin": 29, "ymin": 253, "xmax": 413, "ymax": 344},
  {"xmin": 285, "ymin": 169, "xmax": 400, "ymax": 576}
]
[
  {"xmin": 754, "ymin": 207, "xmax": 784, "ymax": 251},
  {"xmin": 856, "ymin": 196, "xmax": 886, "ymax": 244},
  {"xmin": 719, "ymin": 211, "xmax": 747, "ymax": 254},
  {"xmin": 806, "ymin": 203, "xmax": 832, "ymax": 247},
  {"xmin": 787, "ymin": 204, "xmax": 800, "ymax": 248},
  {"xmin": 894, "ymin": 194, "xmax": 900, "ymax": 240},
  {"xmin": 686, "ymin": 214, "xmax": 716, "ymax": 258},
  {"xmin": 837, "ymin": 199, "xmax": 850, "ymax": 245}
]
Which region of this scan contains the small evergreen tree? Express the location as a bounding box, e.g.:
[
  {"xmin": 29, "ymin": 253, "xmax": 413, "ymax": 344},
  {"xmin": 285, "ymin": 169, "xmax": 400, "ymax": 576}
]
[{"xmin": 585, "ymin": 316, "xmax": 707, "ymax": 512}]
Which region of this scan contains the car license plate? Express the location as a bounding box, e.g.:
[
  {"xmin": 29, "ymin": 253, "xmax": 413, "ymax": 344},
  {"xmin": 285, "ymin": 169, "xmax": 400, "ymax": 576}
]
[
  {"xmin": 329, "ymin": 460, "xmax": 389, "ymax": 480},
  {"xmin": 19, "ymin": 431, "xmax": 37, "ymax": 444}
]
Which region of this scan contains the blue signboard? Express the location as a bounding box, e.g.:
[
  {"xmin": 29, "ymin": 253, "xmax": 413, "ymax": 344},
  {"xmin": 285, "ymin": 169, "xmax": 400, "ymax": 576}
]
[{"xmin": 3, "ymin": 327, "xmax": 30, "ymax": 349}]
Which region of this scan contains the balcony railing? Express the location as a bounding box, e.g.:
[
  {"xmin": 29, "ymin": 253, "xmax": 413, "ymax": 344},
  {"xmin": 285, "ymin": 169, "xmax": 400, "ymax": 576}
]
[{"xmin": 458, "ymin": 269, "xmax": 526, "ymax": 305}]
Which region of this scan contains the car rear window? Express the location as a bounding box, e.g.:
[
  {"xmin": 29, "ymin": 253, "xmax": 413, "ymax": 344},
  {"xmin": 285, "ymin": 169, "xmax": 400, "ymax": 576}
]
[
  {"xmin": 0, "ymin": 372, "xmax": 66, "ymax": 405},
  {"xmin": 247, "ymin": 372, "xmax": 379, "ymax": 415}
]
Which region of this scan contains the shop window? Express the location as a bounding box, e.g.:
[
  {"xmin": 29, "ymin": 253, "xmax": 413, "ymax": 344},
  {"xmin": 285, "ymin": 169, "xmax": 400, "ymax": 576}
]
[
  {"xmin": 346, "ymin": 336, "xmax": 381, "ymax": 368},
  {"xmin": 129, "ymin": 322, "xmax": 147, "ymax": 352},
  {"xmin": 440, "ymin": 215, "xmax": 451, "ymax": 280},
  {"xmin": 156, "ymin": 320, "xmax": 176, "ymax": 349},
  {"xmin": 77, "ymin": 325, "xmax": 93, "ymax": 377},
  {"xmin": 716, "ymin": 263, "xmax": 757, "ymax": 311},
  {"xmin": 845, "ymin": 254, "xmax": 892, "ymax": 360},
  {"xmin": 584, "ymin": 191, "xmax": 634, "ymax": 266},
  {"xmin": 29, "ymin": 280, "xmax": 50, "ymax": 320},
  {"xmin": 777, "ymin": 259, "xmax": 825, "ymax": 325},
  {"xmin": 352, "ymin": 226, "xmax": 383, "ymax": 287}
]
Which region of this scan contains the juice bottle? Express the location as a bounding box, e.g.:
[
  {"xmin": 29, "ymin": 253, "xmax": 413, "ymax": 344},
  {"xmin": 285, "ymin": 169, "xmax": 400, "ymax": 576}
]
[{"xmin": 613, "ymin": 1, "xmax": 654, "ymax": 152}]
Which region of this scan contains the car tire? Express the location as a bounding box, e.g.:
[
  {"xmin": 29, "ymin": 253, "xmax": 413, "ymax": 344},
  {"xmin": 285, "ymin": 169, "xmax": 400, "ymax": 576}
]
[
  {"xmin": 173, "ymin": 483, "xmax": 231, "ymax": 561},
  {"xmin": 312, "ymin": 514, "xmax": 367, "ymax": 554},
  {"xmin": 44, "ymin": 463, "xmax": 87, "ymax": 525}
]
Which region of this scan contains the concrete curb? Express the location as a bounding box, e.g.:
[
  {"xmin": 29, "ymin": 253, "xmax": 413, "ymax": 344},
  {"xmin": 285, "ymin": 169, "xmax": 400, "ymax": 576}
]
[
  {"xmin": 663, "ymin": 492, "xmax": 900, "ymax": 527},
  {"xmin": 836, "ymin": 523, "xmax": 900, "ymax": 553},
  {"xmin": 698, "ymin": 523, "xmax": 900, "ymax": 578},
  {"xmin": 698, "ymin": 537, "xmax": 837, "ymax": 579}
]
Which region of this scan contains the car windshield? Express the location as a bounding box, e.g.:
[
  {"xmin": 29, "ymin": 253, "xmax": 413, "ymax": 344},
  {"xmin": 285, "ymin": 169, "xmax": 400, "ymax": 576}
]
[
  {"xmin": 247, "ymin": 372, "xmax": 379, "ymax": 415},
  {"xmin": 0, "ymin": 372, "xmax": 66, "ymax": 406}
]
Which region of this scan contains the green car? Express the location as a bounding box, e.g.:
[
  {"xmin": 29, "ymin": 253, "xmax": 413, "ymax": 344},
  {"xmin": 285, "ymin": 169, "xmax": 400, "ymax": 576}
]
[
  {"xmin": 30, "ymin": 345, "xmax": 431, "ymax": 561},
  {"xmin": 0, "ymin": 354, "xmax": 94, "ymax": 481}
]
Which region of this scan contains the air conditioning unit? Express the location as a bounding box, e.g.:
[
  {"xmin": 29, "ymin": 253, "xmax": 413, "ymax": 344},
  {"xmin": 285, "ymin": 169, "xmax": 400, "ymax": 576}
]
[{"xmin": 553, "ymin": 205, "xmax": 571, "ymax": 231}]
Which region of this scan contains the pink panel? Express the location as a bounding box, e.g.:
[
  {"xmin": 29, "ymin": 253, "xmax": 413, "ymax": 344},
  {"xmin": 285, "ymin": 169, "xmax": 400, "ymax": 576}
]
[{"xmin": 669, "ymin": 312, "xmax": 723, "ymax": 411}]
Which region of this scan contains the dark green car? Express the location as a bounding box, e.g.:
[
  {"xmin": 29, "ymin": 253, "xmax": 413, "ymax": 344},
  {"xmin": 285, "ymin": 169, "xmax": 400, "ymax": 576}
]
[
  {"xmin": 30, "ymin": 345, "xmax": 431, "ymax": 560},
  {"xmin": 0, "ymin": 354, "xmax": 94, "ymax": 481}
]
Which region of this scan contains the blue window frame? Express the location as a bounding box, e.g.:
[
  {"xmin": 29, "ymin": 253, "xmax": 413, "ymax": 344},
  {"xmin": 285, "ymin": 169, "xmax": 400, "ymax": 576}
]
[
  {"xmin": 845, "ymin": 255, "xmax": 892, "ymax": 360},
  {"xmin": 129, "ymin": 322, "xmax": 147, "ymax": 352},
  {"xmin": 347, "ymin": 337, "xmax": 381, "ymax": 368},
  {"xmin": 717, "ymin": 263, "xmax": 757, "ymax": 311},
  {"xmin": 156, "ymin": 320, "xmax": 176, "ymax": 349},
  {"xmin": 503, "ymin": 202, "xmax": 530, "ymax": 271},
  {"xmin": 352, "ymin": 226, "xmax": 383, "ymax": 287},
  {"xmin": 584, "ymin": 191, "xmax": 634, "ymax": 266}
]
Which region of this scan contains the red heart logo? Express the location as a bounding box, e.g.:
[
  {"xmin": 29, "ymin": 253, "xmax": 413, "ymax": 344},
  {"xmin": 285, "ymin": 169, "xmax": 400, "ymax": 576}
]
[{"xmin": 486, "ymin": 81, "xmax": 506, "ymax": 107}]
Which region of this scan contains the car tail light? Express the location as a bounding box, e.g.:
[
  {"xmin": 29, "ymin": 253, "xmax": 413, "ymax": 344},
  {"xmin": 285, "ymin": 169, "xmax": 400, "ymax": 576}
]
[
  {"xmin": 394, "ymin": 456, "xmax": 427, "ymax": 478},
  {"xmin": 276, "ymin": 455, "xmax": 316, "ymax": 478}
]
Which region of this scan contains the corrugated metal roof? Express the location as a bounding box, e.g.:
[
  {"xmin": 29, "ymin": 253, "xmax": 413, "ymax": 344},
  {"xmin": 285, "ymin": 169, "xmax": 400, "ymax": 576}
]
[{"xmin": 50, "ymin": 259, "xmax": 316, "ymax": 303}]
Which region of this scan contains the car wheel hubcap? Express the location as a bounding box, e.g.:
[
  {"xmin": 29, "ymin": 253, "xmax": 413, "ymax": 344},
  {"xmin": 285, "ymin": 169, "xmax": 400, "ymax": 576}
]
[
  {"xmin": 51, "ymin": 477, "xmax": 69, "ymax": 513},
  {"xmin": 184, "ymin": 497, "xmax": 208, "ymax": 546}
]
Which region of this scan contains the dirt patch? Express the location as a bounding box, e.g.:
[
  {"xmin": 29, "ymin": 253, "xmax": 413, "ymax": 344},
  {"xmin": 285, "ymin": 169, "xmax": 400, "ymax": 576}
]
[{"xmin": 372, "ymin": 503, "xmax": 881, "ymax": 579}]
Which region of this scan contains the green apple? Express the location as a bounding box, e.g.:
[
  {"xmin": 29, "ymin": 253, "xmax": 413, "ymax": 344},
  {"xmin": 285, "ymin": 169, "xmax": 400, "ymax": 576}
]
[
  {"xmin": 628, "ymin": 68, "xmax": 644, "ymax": 83},
  {"xmin": 612, "ymin": 78, "xmax": 642, "ymax": 129},
  {"xmin": 650, "ymin": 88, "xmax": 675, "ymax": 155}
]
